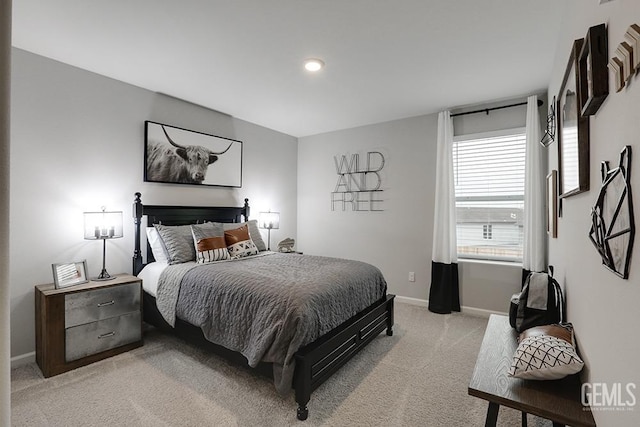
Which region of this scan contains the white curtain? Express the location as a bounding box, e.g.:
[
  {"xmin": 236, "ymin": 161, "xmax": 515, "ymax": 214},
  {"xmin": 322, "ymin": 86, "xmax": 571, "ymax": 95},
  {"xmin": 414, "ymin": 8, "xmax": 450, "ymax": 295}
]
[
  {"xmin": 429, "ymin": 110, "xmax": 460, "ymax": 313},
  {"xmin": 432, "ymin": 111, "xmax": 457, "ymax": 264},
  {"xmin": 522, "ymin": 95, "xmax": 546, "ymax": 275}
]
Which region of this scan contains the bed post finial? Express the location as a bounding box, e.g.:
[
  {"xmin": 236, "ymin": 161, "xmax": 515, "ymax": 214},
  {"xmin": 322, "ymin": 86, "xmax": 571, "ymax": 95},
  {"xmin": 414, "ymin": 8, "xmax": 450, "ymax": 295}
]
[
  {"xmin": 133, "ymin": 192, "xmax": 143, "ymax": 275},
  {"xmin": 244, "ymin": 198, "xmax": 250, "ymax": 221}
]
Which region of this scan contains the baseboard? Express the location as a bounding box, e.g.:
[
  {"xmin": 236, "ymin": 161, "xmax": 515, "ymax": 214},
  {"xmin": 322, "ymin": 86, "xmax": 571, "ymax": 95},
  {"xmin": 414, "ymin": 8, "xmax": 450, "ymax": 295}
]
[
  {"xmin": 394, "ymin": 296, "xmax": 428, "ymax": 307},
  {"xmin": 460, "ymin": 306, "xmax": 508, "ymax": 318},
  {"xmin": 394, "ymin": 296, "xmax": 507, "ymax": 318},
  {"xmin": 11, "ymin": 351, "xmax": 35, "ymax": 369}
]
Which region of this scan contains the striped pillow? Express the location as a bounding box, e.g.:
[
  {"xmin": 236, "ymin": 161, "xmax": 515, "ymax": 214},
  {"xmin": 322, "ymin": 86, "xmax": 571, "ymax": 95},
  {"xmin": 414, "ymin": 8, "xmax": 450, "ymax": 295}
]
[
  {"xmin": 191, "ymin": 224, "xmax": 229, "ymax": 263},
  {"xmin": 195, "ymin": 236, "xmax": 230, "ymax": 263}
]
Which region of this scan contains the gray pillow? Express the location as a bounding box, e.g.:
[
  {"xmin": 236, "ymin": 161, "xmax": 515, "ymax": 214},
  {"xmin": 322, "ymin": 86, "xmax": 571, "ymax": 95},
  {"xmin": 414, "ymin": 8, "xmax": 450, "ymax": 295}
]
[
  {"xmin": 221, "ymin": 220, "xmax": 267, "ymax": 251},
  {"xmin": 154, "ymin": 222, "xmax": 222, "ymax": 264}
]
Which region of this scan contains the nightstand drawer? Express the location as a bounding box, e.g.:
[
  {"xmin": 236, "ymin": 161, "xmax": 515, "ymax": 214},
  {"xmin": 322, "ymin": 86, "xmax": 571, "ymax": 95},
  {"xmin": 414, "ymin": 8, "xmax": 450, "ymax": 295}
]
[
  {"xmin": 65, "ymin": 282, "xmax": 140, "ymax": 328},
  {"xmin": 65, "ymin": 311, "xmax": 142, "ymax": 362}
]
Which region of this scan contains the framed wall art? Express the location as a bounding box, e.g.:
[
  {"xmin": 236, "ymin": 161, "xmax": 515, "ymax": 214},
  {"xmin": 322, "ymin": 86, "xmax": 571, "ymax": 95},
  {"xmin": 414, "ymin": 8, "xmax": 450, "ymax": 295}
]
[
  {"xmin": 144, "ymin": 121, "xmax": 243, "ymax": 188},
  {"xmin": 578, "ymin": 23, "xmax": 608, "ymax": 116},
  {"xmin": 557, "ymin": 38, "xmax": 590, "ymax": 198},
  {"xmin": 547, "ymin": 170, "xmax": 558, "ymax": 238}
]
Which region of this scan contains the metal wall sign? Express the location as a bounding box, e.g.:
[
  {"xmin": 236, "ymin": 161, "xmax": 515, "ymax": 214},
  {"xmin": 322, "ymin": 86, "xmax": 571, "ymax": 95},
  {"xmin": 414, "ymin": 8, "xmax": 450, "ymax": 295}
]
[{"xmin": 331, "ymin": 151, "xmax": 385, "ymax": 211}]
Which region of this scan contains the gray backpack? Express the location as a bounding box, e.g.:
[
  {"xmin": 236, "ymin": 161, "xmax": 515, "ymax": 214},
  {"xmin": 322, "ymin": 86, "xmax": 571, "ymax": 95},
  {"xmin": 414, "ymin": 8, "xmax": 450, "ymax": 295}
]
[{"xmin": 509, "ymin": 268, "xmax": 564, "ymax": 333}]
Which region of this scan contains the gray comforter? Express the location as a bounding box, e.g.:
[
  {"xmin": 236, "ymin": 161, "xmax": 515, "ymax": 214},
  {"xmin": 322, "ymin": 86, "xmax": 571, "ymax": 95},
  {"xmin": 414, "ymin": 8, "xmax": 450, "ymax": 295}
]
[{"xmin": 155, "ymin": 252, "xmax": 387, "ymax": 394}]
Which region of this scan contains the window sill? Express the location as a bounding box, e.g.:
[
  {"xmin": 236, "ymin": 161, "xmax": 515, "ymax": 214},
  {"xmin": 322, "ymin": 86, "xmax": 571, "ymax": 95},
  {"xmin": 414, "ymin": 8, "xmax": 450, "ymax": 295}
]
[{"xmin": 458, "ymin": 258, "xmax": 523, "ymax": 269}]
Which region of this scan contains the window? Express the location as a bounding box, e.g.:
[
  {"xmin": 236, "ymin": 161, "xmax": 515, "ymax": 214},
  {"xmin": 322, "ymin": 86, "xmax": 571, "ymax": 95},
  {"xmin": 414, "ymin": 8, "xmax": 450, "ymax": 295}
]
[
  {"xmin": 482, "ymin": 224, "xmax": 493, "ymax": 240},
  {"xmin": 453, "ymin": 129, "xmax": 526, "ymax": 262}
]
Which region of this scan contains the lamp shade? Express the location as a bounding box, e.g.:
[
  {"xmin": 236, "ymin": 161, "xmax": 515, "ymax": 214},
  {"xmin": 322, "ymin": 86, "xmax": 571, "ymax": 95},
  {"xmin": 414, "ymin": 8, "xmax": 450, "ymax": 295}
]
[
  {"xmin": 84, "ymin": 210, "xmax": 123, "ymax": 240},
  {"xmin": 258, "ymin": 211, "xmax": 280, "ymax": 230}
]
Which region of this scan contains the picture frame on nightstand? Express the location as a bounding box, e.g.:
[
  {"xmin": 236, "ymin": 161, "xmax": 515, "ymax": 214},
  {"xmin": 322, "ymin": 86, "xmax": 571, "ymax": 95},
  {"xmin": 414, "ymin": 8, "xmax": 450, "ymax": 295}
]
[{"xmin": 52, "ymin": 260, "xmax": 88, "ymax": 289}]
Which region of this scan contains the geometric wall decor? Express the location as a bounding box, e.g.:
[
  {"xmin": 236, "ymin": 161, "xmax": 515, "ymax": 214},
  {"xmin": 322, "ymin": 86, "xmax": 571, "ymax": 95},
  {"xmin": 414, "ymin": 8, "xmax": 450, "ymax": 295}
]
[
  {"xmin": 608, "ymin": 24, "xmax": 640, "ymax": 93},
  {"xmin": 588, "ymin": 146, "xmax": 635, "ymax": 279}
]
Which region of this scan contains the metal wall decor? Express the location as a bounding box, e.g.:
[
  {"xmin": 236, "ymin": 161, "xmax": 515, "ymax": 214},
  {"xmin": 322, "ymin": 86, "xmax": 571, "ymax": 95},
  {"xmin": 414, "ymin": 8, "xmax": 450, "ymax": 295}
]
[
  {"xmin": 589, "ymin": 146, "xmax": 635, "ymax": 279},
  {"xmin": 540, "ymin": 96, "xmax": 556, "ymax": 147},
  {"xmin": 331, "ymin": 151, "xmax": 385, "ymax": 211}
]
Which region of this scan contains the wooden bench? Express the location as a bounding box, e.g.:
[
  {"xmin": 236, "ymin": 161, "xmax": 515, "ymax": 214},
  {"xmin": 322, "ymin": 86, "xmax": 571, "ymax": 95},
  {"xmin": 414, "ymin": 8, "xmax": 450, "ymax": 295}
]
[{"xmin": 468, "ymin": 314, "xmax": 596, "ymax": 427}]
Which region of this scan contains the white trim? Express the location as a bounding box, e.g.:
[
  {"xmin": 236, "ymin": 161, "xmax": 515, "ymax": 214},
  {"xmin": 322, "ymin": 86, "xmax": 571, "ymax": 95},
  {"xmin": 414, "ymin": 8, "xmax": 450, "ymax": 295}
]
[
  {"xmin": 10, "ymin": 352, "xmax": 35, "ymax": 369},
  {"xmin": 395, "ymin": 296, "xmax": 428, "ymax": 307},
  {"xmin": 394, "ymin": 296, "xmax": 507, "ymax": 318},
  {"xmin": 460, "ymin": 306, "xmax": 508, "ymax": 318},
  {"xmin": 453, "ymin": 126, "xmax": 526, "ymax": 142}
]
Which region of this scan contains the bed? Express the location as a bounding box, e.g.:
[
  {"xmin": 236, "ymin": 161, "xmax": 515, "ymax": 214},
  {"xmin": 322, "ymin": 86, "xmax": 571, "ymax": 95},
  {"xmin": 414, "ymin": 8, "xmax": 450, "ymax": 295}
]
[{"xmin": 132, "ymin": 192, "xmax": 395, "ymax": 420}]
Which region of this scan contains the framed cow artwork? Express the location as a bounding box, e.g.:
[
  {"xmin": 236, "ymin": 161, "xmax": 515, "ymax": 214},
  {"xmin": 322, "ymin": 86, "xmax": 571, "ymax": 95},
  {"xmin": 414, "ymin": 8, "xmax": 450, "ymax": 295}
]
[{"xmin": 144, "ymin": 121, "xmax": 243, "ymax": 188}]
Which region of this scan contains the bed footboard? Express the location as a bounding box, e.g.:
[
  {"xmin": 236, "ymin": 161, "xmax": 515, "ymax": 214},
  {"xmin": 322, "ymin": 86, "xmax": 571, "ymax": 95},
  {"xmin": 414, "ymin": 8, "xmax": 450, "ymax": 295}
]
[{"xmin": 293, "ymin": 294, "xmax": 395, "ymax": 420}]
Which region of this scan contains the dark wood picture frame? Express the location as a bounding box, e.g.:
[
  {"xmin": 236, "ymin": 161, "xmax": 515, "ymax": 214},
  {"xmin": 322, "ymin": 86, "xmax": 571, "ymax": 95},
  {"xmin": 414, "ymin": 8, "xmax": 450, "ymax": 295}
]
[
  {"xmin": 578, "ymin": 23, "xmax": 609, "ymax": 116},
  {"xmin": 558, "ymin": 38, "xmax": 590, "ymax": 198},
  {"xmin": 144, "ymin": 121, "xmax": 243, "ymax": 188}
]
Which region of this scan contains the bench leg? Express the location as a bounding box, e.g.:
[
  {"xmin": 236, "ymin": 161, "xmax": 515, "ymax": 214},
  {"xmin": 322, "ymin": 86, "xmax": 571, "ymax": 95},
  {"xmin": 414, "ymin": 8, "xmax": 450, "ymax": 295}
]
[
  {"xmin": 484, "ymin": 402, "xmax": 499, "ymax": 427},
  {"xmin": 522, "ymin": 411, "xmax": 527, "ymax": 427},
  {"xmin": 551, "ymin": 423, "xmax": 565, "ymax": 427}
]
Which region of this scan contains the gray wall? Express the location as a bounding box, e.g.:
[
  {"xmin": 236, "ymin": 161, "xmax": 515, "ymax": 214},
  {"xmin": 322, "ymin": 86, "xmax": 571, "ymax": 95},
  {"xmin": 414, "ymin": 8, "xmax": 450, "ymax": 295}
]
[
  {"xmin": 547, "ymin": 1, "xmax": 640, "ymax": 426},
  {"xmin": 297, "ymin": 100, "xmax": 541, "ymax": 313},
  {"xmin": 1, "ymin": 1, "xmax": 11, "ymax": 423},
  {"xmin": 10, "ymin": 49, "xmax": 298, "ymax": 358}
]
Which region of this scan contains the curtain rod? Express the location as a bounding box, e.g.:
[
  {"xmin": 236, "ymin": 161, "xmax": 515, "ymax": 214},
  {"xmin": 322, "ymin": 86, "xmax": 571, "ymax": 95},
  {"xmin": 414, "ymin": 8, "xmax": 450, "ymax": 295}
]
[{"xmin": 450, "ymin": 99, "xmax": 543, "ymax": 118}]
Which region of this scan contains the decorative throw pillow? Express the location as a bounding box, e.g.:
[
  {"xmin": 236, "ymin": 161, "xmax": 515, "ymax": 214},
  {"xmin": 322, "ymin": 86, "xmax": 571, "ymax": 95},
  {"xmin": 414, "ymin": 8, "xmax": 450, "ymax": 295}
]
[
  {"xmin": 224, "ymin": 225, "xmax": 259, "ymax": 259},
  {"xmin": 191, "ymin": 224, "xmax": 229, "ymax": 263},
  {"xmin": 508, "ymin": 323, "xmax": 584, "ymax": 380},
  {"xmin": 146, "ymin": 227, "xmax": 169, "ymax": 264},
  {"xmin": 221, "ymin": 220, "xmax": 267, "ymax": 252},
  {"xmin": 155, "ymin": 222, "xmax": 220, "ymax": 264}
]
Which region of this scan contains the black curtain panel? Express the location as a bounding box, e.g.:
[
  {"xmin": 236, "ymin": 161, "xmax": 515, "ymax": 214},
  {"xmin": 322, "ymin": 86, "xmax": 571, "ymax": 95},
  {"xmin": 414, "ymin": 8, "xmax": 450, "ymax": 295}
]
[{"xmin": 429, "ymin": 261, "xmax": 460, "ymax": 314}]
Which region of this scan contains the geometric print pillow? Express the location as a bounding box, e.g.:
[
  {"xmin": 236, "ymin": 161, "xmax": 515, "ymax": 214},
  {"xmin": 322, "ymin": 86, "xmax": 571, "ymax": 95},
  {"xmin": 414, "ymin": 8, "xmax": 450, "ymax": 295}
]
[
  {"xmin": 508, "ymin": 334, "xmax": 584, "ymax": 380},
  {"xmin": 227, "ymin": 239, "xmax": 259, "ymax": 259}
]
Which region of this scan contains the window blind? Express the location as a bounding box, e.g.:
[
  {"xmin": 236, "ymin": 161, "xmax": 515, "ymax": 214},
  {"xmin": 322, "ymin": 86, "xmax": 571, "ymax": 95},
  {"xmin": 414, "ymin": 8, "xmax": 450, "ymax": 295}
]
[{"xmin": 453, "ymin": 131, "xmax": 526, "ymax": 262}]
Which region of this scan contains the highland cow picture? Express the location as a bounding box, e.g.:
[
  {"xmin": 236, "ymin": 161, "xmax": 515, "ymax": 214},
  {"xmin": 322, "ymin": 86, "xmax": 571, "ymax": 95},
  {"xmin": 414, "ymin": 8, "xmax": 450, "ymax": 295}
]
[{"xmin": 144, "ymin": 121, "xmax": 242, "ymax": 187}]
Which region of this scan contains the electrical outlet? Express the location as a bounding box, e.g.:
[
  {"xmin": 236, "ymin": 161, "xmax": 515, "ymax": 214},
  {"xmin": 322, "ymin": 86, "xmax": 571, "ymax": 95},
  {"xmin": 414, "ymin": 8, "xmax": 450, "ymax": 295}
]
[{"xmin": 408, "ymin": 272, "xmax": 415, "ymax": 282}]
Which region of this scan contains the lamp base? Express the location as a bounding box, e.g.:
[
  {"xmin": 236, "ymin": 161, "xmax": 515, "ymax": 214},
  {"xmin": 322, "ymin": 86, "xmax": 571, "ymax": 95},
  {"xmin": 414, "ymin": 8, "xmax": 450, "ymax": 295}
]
[{"xmin": 93, "ymin": 270, "xmax": 116, "ymax": 281}]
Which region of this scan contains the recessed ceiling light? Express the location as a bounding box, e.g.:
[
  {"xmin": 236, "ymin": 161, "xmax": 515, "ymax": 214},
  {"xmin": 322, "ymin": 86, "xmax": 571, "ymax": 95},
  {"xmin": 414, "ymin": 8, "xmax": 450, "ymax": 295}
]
[{"xmin": 304, "ymin": 58, "xmax": 325, "ymax": 72}]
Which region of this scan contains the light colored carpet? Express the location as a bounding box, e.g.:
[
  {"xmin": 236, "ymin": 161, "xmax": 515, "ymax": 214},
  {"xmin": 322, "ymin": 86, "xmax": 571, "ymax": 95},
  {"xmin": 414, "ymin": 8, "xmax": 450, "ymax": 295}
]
[{"xmin": 12, "ymin": 303, "xmax": 551, "ymax": 426}]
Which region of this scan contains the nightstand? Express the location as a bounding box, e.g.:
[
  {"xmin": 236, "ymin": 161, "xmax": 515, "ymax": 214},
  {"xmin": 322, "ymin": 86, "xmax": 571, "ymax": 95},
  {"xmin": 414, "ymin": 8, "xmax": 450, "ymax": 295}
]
[{"xmin": 35, "ymin": 273, "xmax": 143, "ymax": 377}]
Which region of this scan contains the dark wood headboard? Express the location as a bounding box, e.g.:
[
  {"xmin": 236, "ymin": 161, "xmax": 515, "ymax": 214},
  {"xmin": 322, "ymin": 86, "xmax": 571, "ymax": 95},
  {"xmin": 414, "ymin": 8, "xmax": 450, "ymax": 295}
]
[{"xmin": 132, "ymin": 192, "xmax": 250, "ymax": 275}]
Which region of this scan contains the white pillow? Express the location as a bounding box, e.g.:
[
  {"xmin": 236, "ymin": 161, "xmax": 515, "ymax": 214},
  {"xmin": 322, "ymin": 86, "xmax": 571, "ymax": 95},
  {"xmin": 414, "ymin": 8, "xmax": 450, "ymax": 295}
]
[
  {"xmin": 508, "ymin": 334, "xmax": 584, "ymax": 380},
  {"xmin": 227, "ymin": 239, "xmax": 259, "ymax": 259},
  {"xmin": 146, "ymin": 227, "xmax": 169, "ymax": 264}
]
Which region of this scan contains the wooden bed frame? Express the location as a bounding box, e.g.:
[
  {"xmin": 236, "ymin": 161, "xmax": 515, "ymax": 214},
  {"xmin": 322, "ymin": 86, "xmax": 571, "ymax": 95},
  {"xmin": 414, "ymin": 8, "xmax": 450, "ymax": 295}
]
[{"xmin": 132, "ymin": 192, "xmax": 395, "ymax": 420}]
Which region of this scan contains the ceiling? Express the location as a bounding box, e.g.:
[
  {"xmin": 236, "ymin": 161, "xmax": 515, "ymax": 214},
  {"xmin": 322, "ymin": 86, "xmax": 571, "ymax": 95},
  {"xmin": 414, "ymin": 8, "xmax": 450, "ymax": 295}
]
[{"xmin": 11, "ymin": 1, "xmax": 566, "ymax": 137}]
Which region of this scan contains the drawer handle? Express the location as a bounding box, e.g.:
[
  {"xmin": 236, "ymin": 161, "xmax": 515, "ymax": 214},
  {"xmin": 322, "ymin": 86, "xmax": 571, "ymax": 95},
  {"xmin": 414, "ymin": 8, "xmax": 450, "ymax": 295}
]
[
  {"xmin": 98, "ymin": 331, "xmax": 116, "ymax": 339},
  {"xmin": 97, "ymin": 300, "xmax": 115, "ymax": 307}
]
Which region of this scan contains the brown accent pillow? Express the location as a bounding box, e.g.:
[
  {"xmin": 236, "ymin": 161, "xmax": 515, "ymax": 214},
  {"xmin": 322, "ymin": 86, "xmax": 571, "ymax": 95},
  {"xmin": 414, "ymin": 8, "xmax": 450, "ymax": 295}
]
[
  {"xmin": 224, "ymin": 225, "xmax": 251, "ymax": 246},
  {"xmin": 519, "ymin": 324, "xmax": 573, "ymax": 344},
  {"xmin": 196, "ymin": 236, "xmax": 227, "ymax": 252}
]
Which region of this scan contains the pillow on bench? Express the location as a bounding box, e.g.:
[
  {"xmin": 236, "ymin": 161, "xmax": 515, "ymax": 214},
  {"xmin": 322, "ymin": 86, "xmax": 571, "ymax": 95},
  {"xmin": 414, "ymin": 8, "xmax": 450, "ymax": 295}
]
[{"xmin": 508, "ymin": 323, "xmax": 584, "ymax": 380}]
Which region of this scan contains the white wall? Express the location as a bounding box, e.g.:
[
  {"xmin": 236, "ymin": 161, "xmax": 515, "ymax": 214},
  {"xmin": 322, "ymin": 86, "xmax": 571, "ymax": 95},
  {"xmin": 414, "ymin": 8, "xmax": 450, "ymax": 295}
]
[
  {"xmin": 547, "ymin": 1, "xmax": 640, "ymax": 426},
  {"xmin": 297, "ymin": 105, "xmax": 534, "ymax": 313},
  {"xmin": 10, "ymin": 49, "xmax": 298, "ymax": 358}
]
